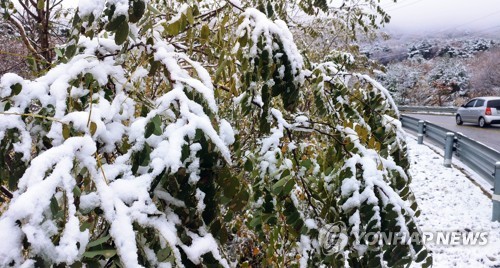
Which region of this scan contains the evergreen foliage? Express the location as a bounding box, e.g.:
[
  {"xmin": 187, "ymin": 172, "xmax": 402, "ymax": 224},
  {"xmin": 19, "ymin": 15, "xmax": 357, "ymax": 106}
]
[{"xmin": 0, "ymin": 0, "xmax": 431, "ymax": 267}]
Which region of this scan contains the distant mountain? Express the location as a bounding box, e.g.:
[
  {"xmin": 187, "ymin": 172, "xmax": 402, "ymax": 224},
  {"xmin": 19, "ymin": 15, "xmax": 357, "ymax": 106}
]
[
  {"xmin": 362, "ymin": 34, "xmax": 499, "ymax": 65},
  {"xmin": 366, "ymin": 31, "xmax": 500, "ymax": 106}
]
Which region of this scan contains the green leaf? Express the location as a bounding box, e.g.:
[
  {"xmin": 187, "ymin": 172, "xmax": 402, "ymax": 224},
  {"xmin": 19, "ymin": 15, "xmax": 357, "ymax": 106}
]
[
  {"xmin": 214, "ymin": 60, "xmax": 227, "ymax": 83},
  {"xmin": 282, "ymin": 178, "xmax": 295, "ymax": 195},
  {"xmin": 139, "ymin": 143, "xmax": 151, "ymax": 166},
  {"xmin": 410, "ymin": 201, "xmax": 418, "ymax": 211},
  {"xmin": 179, "ymin": 13, "xmax": 188, "ymax": 32},
  {"xmin": 147, "ymin": 3, "xmax": 161, "ymax": 15},
  {"xmin": 186, "ymin": 7, "xmax": 194, "ymax": 24},
  {"xmin": 37, "ymin": 0, "xmax": 44, "ymax": 10},
  {"xmin": 89, "ymin": 122, "xmax": 97, "ymax": 136},
  {"xmin": 422, "ymin": 256, "xmax": 433, "ymax": 268},
  {"xmin": 54, "ymin": 48, "xmax": 63, "ymax": 58},
  {"xmin": 70, "ymin": 261, "xmax": 83, "ymax": 268},
  {"xmin": 10, "ymin": 83, "xmax": 22, "ymax": 96},
  {"xmin": 82, "ymin": 259, "xmax": 100, "ymax": 268},
  {"xmin": 293, "ymin": 218, "xmax": 304, "ymax": 232},
  {"xmin": 79, "ymin": 221, "xmax": 91, "ymax": 232},
  {"xmin": 83, "ymin": 249, "xmax": 117, "ymax": 259},
  {"xmin": 62, "ymin": 124, "xmax": 71, "ymax": 140},
  {"xmin": 157, "ymin": 248, "xmax": 172, "ymax": 262},
  {"xmin": 87, "ymin": 235, "xmax": 111, "ymax": 248},
  {"xmin": 65, "ymin": 45, "xmax": 77, "ymax": 59},
  {"xmin": 280, "ymin": 169, "xmax": 290, "ymax": 179},
  {"xmin": 238, "ymin": 31, "xmax": 248, "ymax": 47},
  {"xmin": 415, "ymin": 209, "xmax": 421, "ymax": 218},
  {"xmin": 129, "ymin": 0, "xmax": 146, "ymax": 23},
  {"xmin": 267, "ymin": 216, "xmax": 277, "ymax": 225},
  {"xmin": 300, "ymin": 159, "xmax": 312, "ymax": 169},
  {"xmin": 345, "ymin": 142, "xmax": 355, "ymax": 151},
  {"xmin": 106, "ymin": 14, "xmax": 126, "ymax": 31},
  {"xmin": 271, "ymin": 176, "xmax": 290, "ymax": 195},
  {"xmin": 415, "ymin": 249, "xmax": 428, "ymax": 262},
  {"xmin": 249, "ymin": 216, "xmax": 261, "ymax": 228},
  {"xmin": 152, "ymin": 115, "xmax": 162, "ymax": 135},
  {"xmin": 286, "ymin": 211, "xmax": 300, "ymax": 224},
  {"xmin": 244, "ymin": 159, "xmax": 253, "ymax": 172},
  {"xmin": 26, "ymin": 57, "xmax": 37, "ymax": 72},
  {"xmin": 145, "ymin": 115, "xmax": 162, "ymax": 138},
  {"xmin": 115, "ymin": 21, "xmax": 129, "ymax": 45},
  {"xmin": 166, "ymin": 20, "xmax": 180, "ymax": 36},
  {"xmin": 145, "ymin": 122, "xmax": 155, "ymax": 138},
  {"xmin": 399, "ymin": 186, "xmax": 410, "ymax": 197},
  {"xmin": 73, "ymin": 185, "xmax": 81, "ymax": 197},
  {"xmin": 201, "ymin": 24, "xmax": 210, "ymax": 42},
  {"xmin": 84, "ymin": 73, "xmax": 94, "ymax": 87},
  {"xmin": 148, "ymin": 60, "xmax": 161, "ymax": 76},
  {"xmin": 50, "ymin": 196, "xmax": 59, "ymax": 216},
  {"xmin": 224, "ymin": 211, "xmax": 233, "ymax": 223},
  {"xmin": 230, "ymin": 189, "xmax": 249, "ymax": 211},
  {"xmin": 223, "ymin": 176, "xmax": 239, "ymax": 198}
]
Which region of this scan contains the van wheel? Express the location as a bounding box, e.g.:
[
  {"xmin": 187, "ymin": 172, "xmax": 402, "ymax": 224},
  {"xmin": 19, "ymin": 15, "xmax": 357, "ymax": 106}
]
[
  {"xmin": 456, "ymin": 115, "xmax": 463, "ymax": 125},
  {"xmin": 478, "ymin": 117, "xmax": 488, "ymax": 128}
]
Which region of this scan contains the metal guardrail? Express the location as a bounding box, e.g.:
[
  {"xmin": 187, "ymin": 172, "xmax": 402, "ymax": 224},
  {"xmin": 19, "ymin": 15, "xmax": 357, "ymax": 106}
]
[
  {"xmin": 400, "ymin": 115, "xmax": 500, "ymax": 186},
  {"xmin": 398, "ymin": 106, "xmax": 457, "ymax": 114},
  {"xmin": 424, "ymin": 123, "xmax": 449, "ymax": 148},
  {"xmin": 402, "ymin": 115, "xmax": 419, "ymax": 133},
  {"xmin": 400, "ymin": 115, "xmax": 500, "ymax": 221},
  {"xmin": 455, "ymin": 135, "xmax": 500, "ymax": 184}
]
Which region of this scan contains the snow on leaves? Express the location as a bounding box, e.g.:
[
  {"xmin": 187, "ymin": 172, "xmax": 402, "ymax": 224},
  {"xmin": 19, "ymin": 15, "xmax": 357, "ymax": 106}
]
[
  {"xmin": 0, "ymin": 0, "xmax": 430, "ymax": 267},
  {"xmin": 0, "ymin": 10, "xmax": 231, "ymax": 266}
]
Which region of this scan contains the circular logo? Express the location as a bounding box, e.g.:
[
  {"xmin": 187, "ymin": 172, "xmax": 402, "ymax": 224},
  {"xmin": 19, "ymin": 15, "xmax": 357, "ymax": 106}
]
[{"xmin": 319, "ymin": 222, "xmax": 348, "ymax": 255}]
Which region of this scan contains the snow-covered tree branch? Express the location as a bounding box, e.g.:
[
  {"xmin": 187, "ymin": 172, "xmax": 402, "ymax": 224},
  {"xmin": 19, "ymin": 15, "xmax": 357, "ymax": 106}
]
[{"xmin": 0, "ymin": 0, "xmax": 432, "ymax": 267}]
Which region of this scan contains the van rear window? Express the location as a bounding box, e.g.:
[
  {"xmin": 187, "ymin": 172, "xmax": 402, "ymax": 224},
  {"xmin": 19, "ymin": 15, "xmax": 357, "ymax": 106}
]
[{"xmin": 488, "ymin": 100, "xmax": 500, "ymax": 109}]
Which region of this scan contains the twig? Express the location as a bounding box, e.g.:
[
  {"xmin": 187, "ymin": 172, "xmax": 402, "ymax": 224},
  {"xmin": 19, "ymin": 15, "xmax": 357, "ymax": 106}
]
[
  {"xmin": 0, "ymin": 111, "xmax": 64, "ymax": 123},
  {"xmin": 5, "ymin": 15, "xmax": 46, "ymax": 63},
  {"xmin": 227, "ymin": 0, "xmax": 244, "ymax": 12},
  {"xmin": 18, "ymin": 0, "xmax": 41, "ymax": 22},
  {"xmin": 0, "ymin": 186, "xmax": 13, "ymax": 199},
  {"xmin": 279, "ymin": 117, "xmax": 320, "ymax": 218}
]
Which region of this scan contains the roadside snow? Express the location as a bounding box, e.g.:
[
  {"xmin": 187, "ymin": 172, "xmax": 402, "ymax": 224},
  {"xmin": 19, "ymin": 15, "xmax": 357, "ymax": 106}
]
[{"xmin": 407, "ymin": 137, "xmax": 500, "ymax": 267}]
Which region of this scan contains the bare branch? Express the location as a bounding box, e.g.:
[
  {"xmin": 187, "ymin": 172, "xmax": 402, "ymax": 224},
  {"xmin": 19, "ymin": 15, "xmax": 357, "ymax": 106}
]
[
  {"xmin": 0, "ymin": 186, "xmax": 13, "ymax": 199},
  {"xmin": 18, "ymin": 0, "xmax": 41, "ymax": 22},
  {"xmin": 5, "ymin": 15, "xmax": 45, "ymax": 62},
  {"xmin": 50, "ymin": 0, "xmax": 64, "ymax": 11}
]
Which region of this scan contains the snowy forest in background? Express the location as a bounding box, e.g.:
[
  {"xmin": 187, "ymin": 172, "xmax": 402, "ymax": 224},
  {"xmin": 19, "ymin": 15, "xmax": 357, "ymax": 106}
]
[{"xmin": 364, "ymin": 33, "xmax": 500, "ymax": 106}]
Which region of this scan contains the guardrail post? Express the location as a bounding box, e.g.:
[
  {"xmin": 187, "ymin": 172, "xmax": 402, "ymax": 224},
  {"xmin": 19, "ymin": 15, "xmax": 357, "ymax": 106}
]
[
  {"xmin": 443, "ymin": 132, "xmax": 455, "ymax": 167},
  {"xmin": 493, "ymin": 162, "xmax": 500, "ymax": 222},
  {"xmin": 417, "ymin": 120, "xmax": 425, "ymax": 144}
]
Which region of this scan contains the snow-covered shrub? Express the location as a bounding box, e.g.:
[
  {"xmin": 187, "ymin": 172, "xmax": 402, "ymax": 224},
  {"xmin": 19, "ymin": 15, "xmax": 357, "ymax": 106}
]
[
  {"xmin": 468, "ymin": 47, "xmax": 500, "ymax": 96},
  {"xmin": 0, "ymin": 0, "xmax": 431, "ymax": 267},
  {"xmin": 378, "ymin": 62, "xmax": 425, "ymax": 105},
  {"xmin": 428, "ymin": 58, "xmax": 470, "ymax": 105},
  {"xmin": 464, "ymin": 38, "xmax": 493, "ymax": 53},
  {"xmin": 407, "ymin": 40, "xmax": 437, "ymax": 60}
]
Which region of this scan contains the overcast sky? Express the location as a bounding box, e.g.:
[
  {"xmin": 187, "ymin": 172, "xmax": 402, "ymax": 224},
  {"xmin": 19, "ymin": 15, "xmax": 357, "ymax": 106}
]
[
  {"xmin": 34, "ymin": 0, "xmax": 500, "ymax": 36},
  {"xmin": 380, "ymin": 0, "xmax": 500, "ymax": 34}
]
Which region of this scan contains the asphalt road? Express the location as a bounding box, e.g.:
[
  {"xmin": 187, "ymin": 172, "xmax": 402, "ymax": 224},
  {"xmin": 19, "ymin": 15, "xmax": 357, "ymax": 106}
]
[{"xmin": 403, "ymin": 113, "xmax": 500, "ymax": 152}]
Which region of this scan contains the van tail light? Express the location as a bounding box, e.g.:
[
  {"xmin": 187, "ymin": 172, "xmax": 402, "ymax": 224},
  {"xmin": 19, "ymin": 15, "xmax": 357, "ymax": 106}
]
[{"xmin": 485, "ymin": 107, "xmax": 492, "ymax": 115}]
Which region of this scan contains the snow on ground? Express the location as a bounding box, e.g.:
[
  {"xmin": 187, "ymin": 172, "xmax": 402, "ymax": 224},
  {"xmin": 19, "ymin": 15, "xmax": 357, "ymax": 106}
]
[{"xmin": 406, "ymin": 137, "xmax": 500, "ymax": 268}]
